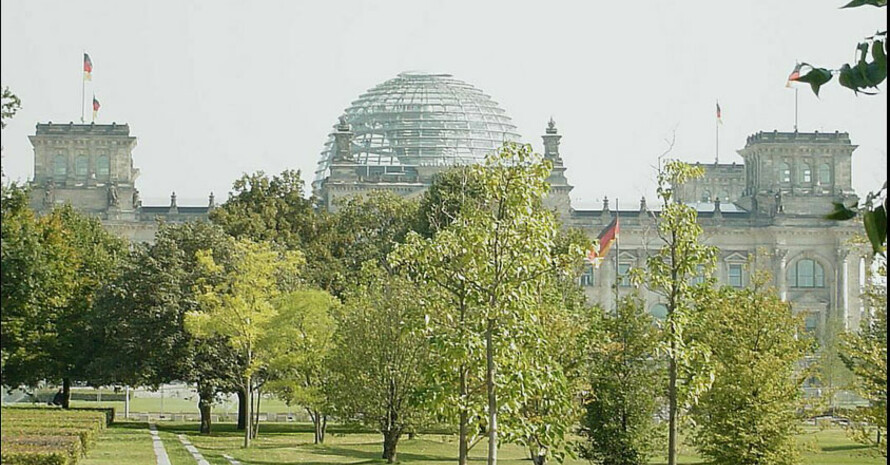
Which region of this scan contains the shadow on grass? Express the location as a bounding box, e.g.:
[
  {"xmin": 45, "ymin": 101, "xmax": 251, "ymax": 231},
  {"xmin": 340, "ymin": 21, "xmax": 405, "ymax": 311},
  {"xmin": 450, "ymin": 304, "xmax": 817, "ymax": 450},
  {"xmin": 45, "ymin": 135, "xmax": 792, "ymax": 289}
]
[
  {"xmin": 821, "ymin": 443, "xmax": 877, "ymax": 452},
  {"xmin": 239, "ymin": 443, "xmax": 451, "ymax": 465}
]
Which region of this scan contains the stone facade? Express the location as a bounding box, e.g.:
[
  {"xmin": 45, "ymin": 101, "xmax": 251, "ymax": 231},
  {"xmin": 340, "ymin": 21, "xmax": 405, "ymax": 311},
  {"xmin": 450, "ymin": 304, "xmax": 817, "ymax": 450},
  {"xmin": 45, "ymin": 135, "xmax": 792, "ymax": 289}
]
[
  {"xmin": 318, "ymin": 124, "xmax": 868, "ymax": 337},
  {"xmin": 27, "ymin": 122, "xmax": 211, "ymax": 243}
]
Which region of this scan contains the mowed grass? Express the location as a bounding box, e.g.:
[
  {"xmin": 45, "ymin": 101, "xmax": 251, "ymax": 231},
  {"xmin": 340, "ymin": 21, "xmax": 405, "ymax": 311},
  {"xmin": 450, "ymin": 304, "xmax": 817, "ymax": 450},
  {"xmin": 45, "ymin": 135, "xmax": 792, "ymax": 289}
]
[{"xmin": 77, "ymin": 421, "xmax": 885, "ymax": 465}]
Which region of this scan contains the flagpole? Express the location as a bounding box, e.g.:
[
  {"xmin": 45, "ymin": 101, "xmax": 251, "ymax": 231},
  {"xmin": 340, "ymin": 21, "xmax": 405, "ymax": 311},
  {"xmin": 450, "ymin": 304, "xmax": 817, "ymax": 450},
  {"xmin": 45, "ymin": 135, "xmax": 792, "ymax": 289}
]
[
  {"xmin": 794, "ymin": 88, "xmax": 798, "ymax": 131},
  {"xmin": 80, "ymin": 50, "xmax": 85, "ymax": 123},
  {"xmin": 715, "ymin": 114, "xmax": 719, "ymax": 164}
]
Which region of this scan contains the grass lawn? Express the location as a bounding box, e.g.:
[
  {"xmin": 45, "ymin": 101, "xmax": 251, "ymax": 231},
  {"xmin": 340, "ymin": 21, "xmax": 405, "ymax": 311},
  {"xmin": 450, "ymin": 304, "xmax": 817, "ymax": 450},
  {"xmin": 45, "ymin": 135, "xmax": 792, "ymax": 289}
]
[{"xmin": 78, "ymin": 421, "xmax": 885, "ymax": 465}]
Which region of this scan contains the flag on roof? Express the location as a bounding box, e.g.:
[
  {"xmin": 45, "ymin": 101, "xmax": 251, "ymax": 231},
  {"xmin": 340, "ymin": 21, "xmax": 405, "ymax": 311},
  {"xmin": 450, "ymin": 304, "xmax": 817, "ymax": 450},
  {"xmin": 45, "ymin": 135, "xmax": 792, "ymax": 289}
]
[
  {"xmin": 92, "ymin": 95, "xmax": 100, "ymax": 122},
  {"xmin": 786, "ymin": 63, "xmax": 802, "ymax": 87},
  {"xmin": 587, "ymin": 216, "xmax": 619, "ymax": 268},
  {"xmin": 716, "ymin": 101, "xmax": 723, "ymax": 125},
  {"xmin": 83, "ymin": 53, "xmax": 93, "ymax": 81}
]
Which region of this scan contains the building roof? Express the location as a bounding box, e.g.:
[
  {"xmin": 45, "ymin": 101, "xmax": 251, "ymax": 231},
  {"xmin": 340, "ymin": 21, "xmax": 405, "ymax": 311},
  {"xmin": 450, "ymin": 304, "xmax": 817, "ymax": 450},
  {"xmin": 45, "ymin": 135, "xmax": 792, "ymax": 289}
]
[{"xmin": 315, "ymin": 72, "xmax": 521, "ymax": 184}]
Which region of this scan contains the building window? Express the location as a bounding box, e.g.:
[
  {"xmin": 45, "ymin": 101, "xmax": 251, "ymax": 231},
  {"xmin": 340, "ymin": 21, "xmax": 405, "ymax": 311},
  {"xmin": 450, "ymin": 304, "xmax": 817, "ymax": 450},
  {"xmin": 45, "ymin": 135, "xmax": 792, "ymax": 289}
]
[
  {"xmin": 700, "ymin": 190, "xmax": 711, "ymax": 202},
  {"xmin": 618, "ymin": 263, "xmax": 632, "ymax": 287},
  {"xmin": 789, "ymin": 258, "xmax": 825, "ymax": 288},
  {"xmin": 805, "ymin": 314, "xmax": 818, "ymax": 333},
  {"xmin": 580, "ymin": 264, "xmax": 594, "ymax": 287},
  {"xmin": 779, "ymin": 163, "xmax": 791, "ymax": 183},
  {"xmin": 818, "ymin": 163, "xmax": 831, "ymax": 185},
  {"xmin": 651, "ymin": 304, "xmax": 668, "ymax": 320},
  {"xmin": 691, "ymin": 265, "xmax": 705, "ymax": 285},
  {"xmin": 53, "ymin": 154, "xmax": 67, "ymax": 180},
  {"xmin": 719, "ymin": 191, "xmax": 729, "ymax": 203},
  {"xmin": 75, "ymin": 155, "xmax": 88, "ymax": 178},
  {"xmin": 96, "ymin": 155, "xmax": 110, "ymax": 179},
  {"xmin": 800, "ymin": 163, "xmax": 812, "ymax": 184},
  {"xmin": 728, "ymin": 264, "xmax": 744, "ymax": 288}
]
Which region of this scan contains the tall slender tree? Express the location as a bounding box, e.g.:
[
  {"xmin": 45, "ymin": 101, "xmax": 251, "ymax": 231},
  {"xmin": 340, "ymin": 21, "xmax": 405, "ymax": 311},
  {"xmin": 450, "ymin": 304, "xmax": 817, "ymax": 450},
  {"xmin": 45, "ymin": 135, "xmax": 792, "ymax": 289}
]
[
  {"xmin": 641, "ymin": 160, "xmax": 718, "ymax": 465},
  {"xmin": 395, "ymin": 143, "xmax": 582, "ymax": 465}
]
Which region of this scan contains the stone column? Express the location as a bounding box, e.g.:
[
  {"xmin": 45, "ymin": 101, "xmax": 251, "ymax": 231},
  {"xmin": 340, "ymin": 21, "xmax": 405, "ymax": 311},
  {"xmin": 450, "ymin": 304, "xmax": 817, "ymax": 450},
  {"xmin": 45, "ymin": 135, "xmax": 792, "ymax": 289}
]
[
  {"xmin": 837, "ymin": 249, "xmax": 849, "ymax": 330},
  {"xmin": 776, "ymin": 248, "xmax": 788, "ymax": 301}
]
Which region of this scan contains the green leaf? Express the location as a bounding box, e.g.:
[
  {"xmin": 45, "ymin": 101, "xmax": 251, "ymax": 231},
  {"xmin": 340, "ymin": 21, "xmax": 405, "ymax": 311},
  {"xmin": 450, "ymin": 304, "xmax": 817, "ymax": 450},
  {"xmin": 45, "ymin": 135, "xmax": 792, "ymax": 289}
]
[
  {"xmin": 795, "ymin": 67, "xmax": 834, "ymax": 96},
  {"xmin": 863, "ymin": 205, "xmax": 887, "ymax": 254},
  {"xmin": 840, "ymin": 0, "xmax": 886, "ymax": 8},
  {"xmin": 825, "ymin": 202, "xmax": 859, "ymax": 221}
]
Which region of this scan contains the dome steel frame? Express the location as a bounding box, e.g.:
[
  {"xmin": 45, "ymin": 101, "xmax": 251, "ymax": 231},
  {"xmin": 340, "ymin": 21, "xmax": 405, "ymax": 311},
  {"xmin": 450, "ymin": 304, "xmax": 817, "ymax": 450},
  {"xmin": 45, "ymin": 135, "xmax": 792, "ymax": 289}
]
[{"xmin": 315, "ymin": 72, "xmax": 521, "ymax": 184}]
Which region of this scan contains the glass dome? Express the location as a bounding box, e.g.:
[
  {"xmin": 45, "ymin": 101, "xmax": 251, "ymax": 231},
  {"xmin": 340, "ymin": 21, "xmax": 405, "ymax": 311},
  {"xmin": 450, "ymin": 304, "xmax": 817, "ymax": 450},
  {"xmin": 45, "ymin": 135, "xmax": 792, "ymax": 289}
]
[{"xmin": 315, "ymin": 72, "xmax": 521, "ymax": 184}]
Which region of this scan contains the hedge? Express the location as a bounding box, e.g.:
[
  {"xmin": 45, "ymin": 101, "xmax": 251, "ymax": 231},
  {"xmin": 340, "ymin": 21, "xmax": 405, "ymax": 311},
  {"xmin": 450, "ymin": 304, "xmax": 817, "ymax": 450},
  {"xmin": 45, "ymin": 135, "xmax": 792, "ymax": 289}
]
[{"xmin": 0, "ymin": 408, "xmax": 108, "ymax": 464}]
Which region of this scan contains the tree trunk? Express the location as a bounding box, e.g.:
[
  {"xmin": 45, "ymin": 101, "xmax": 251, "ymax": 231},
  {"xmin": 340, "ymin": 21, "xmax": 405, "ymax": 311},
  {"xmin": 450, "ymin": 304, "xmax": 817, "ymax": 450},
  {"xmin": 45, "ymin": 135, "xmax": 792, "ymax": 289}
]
[
  {"xmin": 61, "ymin": 378, "xmax": 71, "ymax": 409},
  {"xmin": 309, "ymin": 409, "xmax": 326, "ymax": 444},
  {"xmin": 459, "ymin": 364, "xmax": 469, "ymax": 465},
  {"xmin": 251, "ymin": 387, "xmax": 261, "ymax": 439},
  {"xmin": 668, "ymin": 340, "xmax": 678, "ymax": 465},
  {"xmin": 236, "ymin": 388, "xmax": 247, "ymax": 431},
  {"xmin": 382, "ymin": 428, "xmax": 401, "ymax": 463},
  {"xmin": 486, "ymin": 319, "xmax": 497, "ymax": 465},
  {"xmin": 198, "ymin": 387, "xmax": 213, "ymax": 434},
  {"xmin": 243, "ymin": 377, "xmax": 252, "ymax": 448}
]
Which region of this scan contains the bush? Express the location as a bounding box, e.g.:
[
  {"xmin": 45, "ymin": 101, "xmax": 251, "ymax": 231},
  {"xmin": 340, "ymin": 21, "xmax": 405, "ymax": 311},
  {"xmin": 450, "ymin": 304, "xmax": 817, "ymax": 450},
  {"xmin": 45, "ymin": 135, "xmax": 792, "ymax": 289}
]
[
  {"xmin": 1, "ymin": 435, "xmax": 81, "ymax": 462},
  {"xmin": 0, "ymin": 407, "xmax": 109, "ymax": 463},
  {"xmin": 0, "ymin": 448, "xmax": 71, "ymax": 465}
]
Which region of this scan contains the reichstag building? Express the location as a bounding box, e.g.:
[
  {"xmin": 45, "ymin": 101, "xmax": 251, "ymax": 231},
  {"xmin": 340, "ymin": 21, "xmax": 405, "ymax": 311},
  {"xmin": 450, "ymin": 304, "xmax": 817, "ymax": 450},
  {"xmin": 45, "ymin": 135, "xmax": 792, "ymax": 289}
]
[{"xmin": 27, "ymin": 71, "xmax": 868, "ymax": 336}]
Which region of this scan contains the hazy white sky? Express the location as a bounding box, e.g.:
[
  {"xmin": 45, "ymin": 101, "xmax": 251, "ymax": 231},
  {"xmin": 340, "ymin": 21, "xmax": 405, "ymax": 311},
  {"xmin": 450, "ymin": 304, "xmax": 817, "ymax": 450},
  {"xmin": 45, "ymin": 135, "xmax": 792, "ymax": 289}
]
[{"xmin": 1, "ymin": 0, "xmax": 886, "ymax": 208}]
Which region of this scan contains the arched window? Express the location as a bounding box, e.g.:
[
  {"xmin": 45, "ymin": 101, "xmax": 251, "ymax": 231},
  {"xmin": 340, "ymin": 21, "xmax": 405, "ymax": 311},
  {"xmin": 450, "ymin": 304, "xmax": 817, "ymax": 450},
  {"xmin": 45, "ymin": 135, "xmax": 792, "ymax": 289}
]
[
  {"xmin": 818, "ymin": 163, "xmax": 831, "ymax": 184},
  {"xmin": 650, "ymin": 304, "xmax": 668, "ymax": 320},
  {"xmin": 719, "ymin": 191, "xmax": 730, "ymax": 203},
  {"xmin": 53, "ymin": 154, "xmax": 67, "ymax": 180},
  {"xmin": 779, "ymin": 163, "xmax": 791, "ymax": 183},
  {"xmin": 789, "ymin": 258, "xmax": 825, "ymax": 288},
  {"xmin": 75, "ymin": 155, "xmax": 88, "ymax": 178},
  {"xmin": 701, "ymin": 190, "xmax": 712, "ymax": 202},
  {"xmin": 799, "ymin": 163, "xmax": 812, "ymax": 184},
  {"xmin": 96, "ymin": 155, "xmax": 110, "ymax": 179}
]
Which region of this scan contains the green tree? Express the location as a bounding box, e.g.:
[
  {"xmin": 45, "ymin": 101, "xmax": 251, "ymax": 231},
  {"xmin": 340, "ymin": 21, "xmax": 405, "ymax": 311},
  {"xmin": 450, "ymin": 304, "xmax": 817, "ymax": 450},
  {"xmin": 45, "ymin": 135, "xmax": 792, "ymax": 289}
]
[
  {"xmin": 1, "ymin": 86, "xmax": 21, "ymax": 129},
  {"xmin": 328, "ymin": 263, "xmax": 431, "ymax": 462},
  {"xmin": 185, "ymin": 238, "xmax": 303, "ymax": 448},
  {"xmin": 506, "ymin": 228, "xmax": 592, "ymax": 465},
  {"xmin": 840, "ymin": 259, "xmax": 887, "ymax": 455},
  {"xmin": 0, "ymin": 87, "xmax": 22, "ymax": 129},
  {"xmin": 263, "ymin": 288, "xmax": 338, "ymax": 444},
  {"xmin": 2, "ymin": 186, "xmax": 74, "ymax": 383},
  {"xmin": 395, "ymin": 143, "xmax": 582, "ymax": 465},
  {"xmin": 641, "ymin": 160, "xmax": 718, "ymax": 465},
  {"xmin": 689, "ymin": 273, "xmax": 809, "ymax": 465},
  {"xmin": 815, "ymin": 318, "xmax": 855, "ymax": 414},
  {"xmin": 1, "ymin": 204, "xmax": 125, "ymax": 407},
  {"xmin": 90, "ymin": 221, "xmax": 242, "ymax": 434},
  {"xmin": 579, "ymin": 296, "xmax": 665, "ymax": 465}
]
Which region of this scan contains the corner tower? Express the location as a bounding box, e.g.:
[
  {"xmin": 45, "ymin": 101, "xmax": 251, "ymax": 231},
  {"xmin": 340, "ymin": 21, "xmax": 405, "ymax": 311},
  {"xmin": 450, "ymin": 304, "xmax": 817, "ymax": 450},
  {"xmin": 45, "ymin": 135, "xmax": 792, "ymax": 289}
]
[
  {"xmin": 29, "ymin": 122, "xmax": 140, "ymax": 220},
  {"xmin": 736, "ymin": 130, "xmax": 857, "ymax": 217}
]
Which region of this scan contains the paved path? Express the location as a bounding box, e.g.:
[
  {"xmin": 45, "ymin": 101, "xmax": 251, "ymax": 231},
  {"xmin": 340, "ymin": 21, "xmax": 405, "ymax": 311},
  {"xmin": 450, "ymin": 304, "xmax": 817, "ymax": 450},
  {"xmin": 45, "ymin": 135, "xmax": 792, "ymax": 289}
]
[
  {"xmin": 222, "ymin": 454, "xmax": 242, "ymax": 465},
  {"xmin": 178, "ymin": 434, "xmax": 211, "ymax": 465},
  {"xmin": 148, "ymin": 424, "xmax": 171, "ymax": 465}
]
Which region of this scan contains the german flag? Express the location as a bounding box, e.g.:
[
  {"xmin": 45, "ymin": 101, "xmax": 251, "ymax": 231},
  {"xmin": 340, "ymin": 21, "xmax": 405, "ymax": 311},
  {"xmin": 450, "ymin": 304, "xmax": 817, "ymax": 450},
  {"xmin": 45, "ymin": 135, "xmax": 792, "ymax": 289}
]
[
  {"xmin": 786, "ymin": 63, "xmax": 802, "ymax": 87},
  {"xmin": 587, "ymin": 216, "xmax": 619, "ymax": 268},
  {"xmin": 83, "ymin": 53, "xmax": 93, "ymax": 81},
  {"xmin": 92, "ymin": 95, "xmax": 100, "ymax": 121}
]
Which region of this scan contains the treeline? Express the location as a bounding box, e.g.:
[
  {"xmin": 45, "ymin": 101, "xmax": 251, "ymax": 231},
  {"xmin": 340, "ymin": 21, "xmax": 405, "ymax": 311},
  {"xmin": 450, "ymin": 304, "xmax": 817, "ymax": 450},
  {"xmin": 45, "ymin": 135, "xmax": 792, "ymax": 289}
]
[{"xmin": 2, "ymin": 146, "xmax": 886, "ymax": 464}]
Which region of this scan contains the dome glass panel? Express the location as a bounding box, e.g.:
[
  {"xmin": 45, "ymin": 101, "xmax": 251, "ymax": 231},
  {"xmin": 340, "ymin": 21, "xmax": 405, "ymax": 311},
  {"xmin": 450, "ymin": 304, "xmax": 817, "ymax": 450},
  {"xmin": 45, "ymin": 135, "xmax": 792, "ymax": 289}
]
[{"xmin": 315, "ymin": 72, "xmax": 521, "ymax": 184}]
